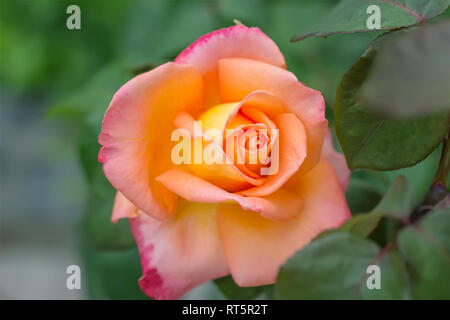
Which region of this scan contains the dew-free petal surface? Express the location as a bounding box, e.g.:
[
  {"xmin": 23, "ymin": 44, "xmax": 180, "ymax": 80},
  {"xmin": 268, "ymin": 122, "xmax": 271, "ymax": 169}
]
[
  {"xmin": 156, "ymin": 169, "xmax": 302, "ymax": 221},
  {"xmin": 99, "ymin": 62, "xmax": 204, "ymax": 220},
  {"xmin": 219, "ymin": 58, "xmax": 327, "ymax": 174},
  {"xmin": 130, "ymin": 201, "xmax": 229, "ymax": 299},
  {"xmin": 218, "ymin": 158, "xmax": 351, "ymax": 287},
  {"xmin": 176, "ymin": 25, "xmax": 285, "ymax": 106}
]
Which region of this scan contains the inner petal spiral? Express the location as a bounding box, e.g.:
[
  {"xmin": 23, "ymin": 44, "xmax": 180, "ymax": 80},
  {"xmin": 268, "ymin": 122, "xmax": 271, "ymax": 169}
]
[{"xmin": 176, "ymin": 101, "xmax": 279, "ymax": 193}]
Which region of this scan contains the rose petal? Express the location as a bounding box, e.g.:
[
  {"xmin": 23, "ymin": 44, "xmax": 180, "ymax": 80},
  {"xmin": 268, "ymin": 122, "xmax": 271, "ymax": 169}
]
[
  {"xmin": 219, "ymin": 58, "xmax": 327, "ymax": 174},
  {"xmin": 176, "ymin": 25, "xmax": 285, "ymax": 107},
  {"xmin": 173, "ymin": 105, "xmax": 265, "ymax": 190},
  {"xmin": 98, "ymin": 62, "xmax": 204, "ymax": 220},
  {"xmin": 156, "ymin": 169, "xmax": 303, "ymax": 221},
  {"xmin": 174, "ymin": 93, "xmax": 285, "ymax": 191},
  {"xmin": 173, "ymin": 111, "xmax": 199, "ymax": 138},
  {"xmin": 321, "ymin": 129, "xmax": 350, "ymax": 190},
  {"xmin": 186, "ymin": 140, "xmax": 262, "ymax": 192},
  {"xmin": 176, "ymin": 25, "xmax": 285, "ymax": 73},
  {"xmin": 238, "ymin": 113, "xmax": 307, "ymax": 197},
  {"xmin": 130, "ymin": 201, "xmax": 229, "ymax": 299},
  {"xmin": 217, "ymin": 158, "xmax": 351, "ymax": 287},
  {"xmin": 111, "ymin": 192, "xmax": 138, "ymax": 223}
]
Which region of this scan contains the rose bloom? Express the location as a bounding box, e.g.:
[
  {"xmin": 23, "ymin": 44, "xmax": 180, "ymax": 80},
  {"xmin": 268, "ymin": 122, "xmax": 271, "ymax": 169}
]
[{"xmin": 98, "ymin": 25, "xmax": 351, "ymax": 299}]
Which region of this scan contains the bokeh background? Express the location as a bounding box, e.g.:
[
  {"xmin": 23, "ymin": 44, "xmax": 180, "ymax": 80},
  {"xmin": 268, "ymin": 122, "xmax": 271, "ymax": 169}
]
[{"xmin": 0, "ymin": 0, "xmax": 445, "ymax": 299}]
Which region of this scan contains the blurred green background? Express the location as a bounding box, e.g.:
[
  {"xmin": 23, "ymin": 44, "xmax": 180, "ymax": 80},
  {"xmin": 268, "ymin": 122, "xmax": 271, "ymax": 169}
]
[{"xmin": 0, "ymin": 0, "xmax": 443, "ymax": 299}]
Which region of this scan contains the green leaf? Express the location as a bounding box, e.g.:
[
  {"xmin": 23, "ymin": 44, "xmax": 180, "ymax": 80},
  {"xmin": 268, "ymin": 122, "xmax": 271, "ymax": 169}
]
[
  {"xmin": 268, "ymin": 0, "xmax": 377, "ymax": 106},
  {"xmin": 339, "ymin": 211, "xmax": 384, "ymax": 237},
  {"xmin": 339, "ymin": 176, "xmax": 413, "ymax": 237},
  {"xmin": 275, "ymin": 232, "xmax": 409, "ymax": 299},
  {"xmin": 81, "ymin": 243, "xmax": 149, "ymax": 300},
  {"xmin": 374, "ymin": 176, "xmax": 414, "ymax": 218},
  {"xmin": 345, "ymin": 175, "xmax": 383, "ymax": 214},
  {"xmin": 360, "ymin": 20, "xmax": 450, "ymax": 118},
  {"xmin": 361, "ymin": 249, "xmax": 411, "ymax": 299},
  {"xmin": 398, "ymin": 208, "xmax": 450, "ymax": 299},
  {"xmin": 48, "ymin": 62, "xmax": 133, "ymax": 131},
  {"xmin": 292, "ymin": 0, "xmax": 450, "ymax": 41},
  {"xmin": 381, "ymin": 146, "xmax": 442, "ymax": 204},
  {"xmin": 335, "ymin": 44, "xmax": 449, "ymax": 170},
  {"xmin": 83, "ymin": 168, "xmax": 136, "ymax": 250},
  {"xmin": 369, "ymin": 217, "xmax": 401, "ymax": 247},
  {"xmin": 214, "ymin": 276, "xmax": 268, "ymax": 300}
]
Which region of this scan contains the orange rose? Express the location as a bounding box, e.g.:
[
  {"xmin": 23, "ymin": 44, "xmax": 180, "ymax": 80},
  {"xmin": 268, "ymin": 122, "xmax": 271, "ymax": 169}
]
[{"xmin": 98, "ymin": 25, "xmax": 350, "ymax": 299}]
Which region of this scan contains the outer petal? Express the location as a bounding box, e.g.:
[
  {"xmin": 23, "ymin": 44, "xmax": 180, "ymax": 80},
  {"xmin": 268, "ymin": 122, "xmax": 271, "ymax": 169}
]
[
  {"xmin": 176, "ymin": 25, "xmax": 285, "ymax": 106},
  {"xmin": 98, "ymin": 62, "xmax": 204, "ymax": 220},
  {"xmin": 321, "ymin": 129, "xmax": 350, "ymax": 190},
  {"xmin": 130, "ymin": 201, "xmax": 229, "ymax": 300},
  {"xmin": 111, "ymin": 192, "xmax": 138, "ymax": 223},
  {"xmin": 176, "ymin": 25, "xmax": 285, "ymax": 73},
  {"xmin": 219, "ymin": 58, "xmax": 327, "ymax": 174},
  {"xmin": 156, "ymin": 169, "xmax": 303, "ymax": 221},
  {"xmin": 217, "ymin": 158, "xmax": 351, "ymax": 287}
]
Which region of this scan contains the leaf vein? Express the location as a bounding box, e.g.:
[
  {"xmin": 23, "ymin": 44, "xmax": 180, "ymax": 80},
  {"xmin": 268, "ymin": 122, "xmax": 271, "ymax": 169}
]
[
  {"xmin": 379, "ymin": 0, "xmax": 425, "ymax": 22},
  {"xmin": 350, "ymin": 119, "xmax": 385, "ymax": 163}
]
